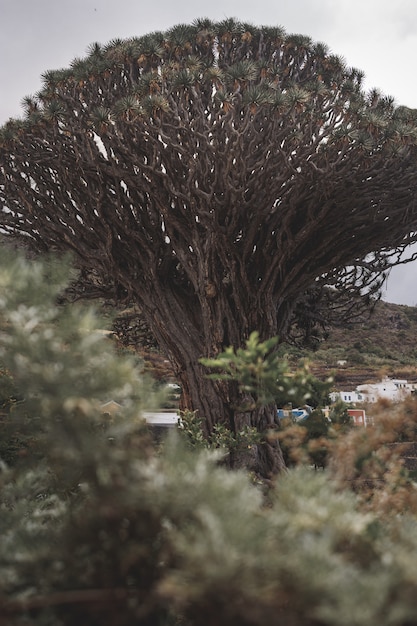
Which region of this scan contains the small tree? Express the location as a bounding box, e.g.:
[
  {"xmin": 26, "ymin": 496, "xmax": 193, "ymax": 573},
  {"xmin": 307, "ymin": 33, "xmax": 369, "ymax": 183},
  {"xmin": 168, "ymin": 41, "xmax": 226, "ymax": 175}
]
[
  {"xmin": 3, "ymin": 19, "xmax": 417, "ymax": 474},
  {"xmin": 199, "ymin": 332, "xmax": 332, "ymax": 471}
]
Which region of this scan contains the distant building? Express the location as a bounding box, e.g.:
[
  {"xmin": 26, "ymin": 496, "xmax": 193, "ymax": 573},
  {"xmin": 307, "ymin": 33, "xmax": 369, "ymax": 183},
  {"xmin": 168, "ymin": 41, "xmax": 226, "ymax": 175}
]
[
  {"xmin": 331, "ymin": 378, "xmax": 417, "ymax": 404},
  {"xmin": 329, "ymin": 390, "xmax": 365, "ymax": 404},
  {"xmin": 100, "ymin": 400, "xmax": 123, "ymax": 415},
  {"xmin": 347, "ymin": 409, "xmax": 373, "ymax": 427},
  {"xmin": 277, "ymin": 407, "xmax": 310, "ymax": 422}
]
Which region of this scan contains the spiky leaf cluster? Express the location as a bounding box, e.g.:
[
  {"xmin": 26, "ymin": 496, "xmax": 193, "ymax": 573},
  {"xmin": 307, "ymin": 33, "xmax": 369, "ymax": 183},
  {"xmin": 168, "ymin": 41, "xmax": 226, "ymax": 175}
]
[{"xmin": 2, "ymin": 21, "xmax": 417, "ymax": 340}]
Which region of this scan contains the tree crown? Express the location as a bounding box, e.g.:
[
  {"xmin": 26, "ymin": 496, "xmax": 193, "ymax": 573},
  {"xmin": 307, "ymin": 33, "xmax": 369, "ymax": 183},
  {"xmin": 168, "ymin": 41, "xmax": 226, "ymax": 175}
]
[{"xmin": 2, "ymin": 19, "xmax": 417, "ymax": 345}]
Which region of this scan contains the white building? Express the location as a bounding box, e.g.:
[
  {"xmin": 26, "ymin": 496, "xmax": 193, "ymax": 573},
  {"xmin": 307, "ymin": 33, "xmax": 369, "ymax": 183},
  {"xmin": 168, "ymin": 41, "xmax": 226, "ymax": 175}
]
[
  {"xmin": 329, "ymin": 390, "xmax": 365, "ymax": 404},
  {"xmin": 331, "ymin": 378, "xmax": 416, "ymax": 404}
]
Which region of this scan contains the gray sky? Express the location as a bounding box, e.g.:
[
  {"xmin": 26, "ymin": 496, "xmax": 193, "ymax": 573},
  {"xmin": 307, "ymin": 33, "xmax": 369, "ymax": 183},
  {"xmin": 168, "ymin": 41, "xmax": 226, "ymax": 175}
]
[{"xmin": 2, "ymin": 0, "xmax": 417, "ymax": 305}]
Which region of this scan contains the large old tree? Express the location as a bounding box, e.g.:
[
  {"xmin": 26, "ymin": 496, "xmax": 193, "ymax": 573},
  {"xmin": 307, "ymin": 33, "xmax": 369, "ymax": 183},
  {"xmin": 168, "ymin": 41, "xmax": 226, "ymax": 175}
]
[{"xmin": 2, "ymin": 19, "xmax": 417, "ymax": 474}]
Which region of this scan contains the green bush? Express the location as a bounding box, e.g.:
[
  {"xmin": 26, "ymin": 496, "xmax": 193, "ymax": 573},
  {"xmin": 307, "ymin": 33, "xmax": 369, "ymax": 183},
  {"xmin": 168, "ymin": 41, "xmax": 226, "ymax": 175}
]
[
  {"xmin": 201, "ymin": 331, "xmax": 329, "ymax": 410},
  {"xmin": 4, "ymin": 251, "xmax": 417, "ymax": 625}
]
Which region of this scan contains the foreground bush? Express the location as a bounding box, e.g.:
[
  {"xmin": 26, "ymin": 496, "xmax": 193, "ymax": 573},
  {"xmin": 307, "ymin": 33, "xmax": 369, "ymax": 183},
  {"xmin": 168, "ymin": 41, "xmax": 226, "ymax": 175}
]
[
  {"xmin": 329, "ymin": 397, "xmax": 417, "ymax": 515},
  {"xmin": 3, "ymin": 252, "xmax": 417, "ymax": 625}
]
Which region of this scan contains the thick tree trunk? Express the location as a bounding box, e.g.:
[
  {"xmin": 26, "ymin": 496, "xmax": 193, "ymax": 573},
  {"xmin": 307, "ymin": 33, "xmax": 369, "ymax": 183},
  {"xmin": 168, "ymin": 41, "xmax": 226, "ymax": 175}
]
[
  {"xmin": 141, "ymin": 285, "xmax": 288, "ymax": 478},
  {"xmin": 177, "ymin": 362, "xmax": 230, "ymax": 434},
  {"xmin": 175, "ymin": 359, "xmax": 286, "ymax": 478},
  {"xmin": 230, "ymin": 403, "xmax": 286, "ymax": 477}
]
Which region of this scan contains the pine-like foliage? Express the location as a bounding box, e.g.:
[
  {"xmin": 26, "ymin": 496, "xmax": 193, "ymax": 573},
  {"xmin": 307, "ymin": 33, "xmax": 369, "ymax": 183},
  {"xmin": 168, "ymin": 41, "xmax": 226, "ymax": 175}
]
[{"xmin": 3, "ymin": 251, "xmax": 417, "ymax": 625}]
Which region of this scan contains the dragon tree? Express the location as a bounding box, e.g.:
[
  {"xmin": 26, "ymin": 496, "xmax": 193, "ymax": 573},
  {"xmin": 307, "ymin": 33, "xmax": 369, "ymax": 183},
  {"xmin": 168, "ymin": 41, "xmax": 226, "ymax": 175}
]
[{"xmin": 2, "ymin": 19, "xmax": 417, "ymax": 475}]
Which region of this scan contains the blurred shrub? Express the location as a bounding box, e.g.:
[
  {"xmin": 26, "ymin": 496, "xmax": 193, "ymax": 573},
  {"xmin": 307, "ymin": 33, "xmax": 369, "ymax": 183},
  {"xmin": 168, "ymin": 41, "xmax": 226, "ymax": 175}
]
[
  {"xmin": 3, "ymin": 251, "xmax": 417, "ymax": 625},
  {"xmin": 329, "ymin": 397, "xmax": 417, "ymax": 515}
]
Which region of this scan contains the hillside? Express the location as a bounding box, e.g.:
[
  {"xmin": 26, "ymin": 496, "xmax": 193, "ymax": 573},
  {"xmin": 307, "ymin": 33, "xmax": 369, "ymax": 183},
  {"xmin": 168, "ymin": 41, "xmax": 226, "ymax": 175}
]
[
  {"xmin": 119, "ymin": 298, "xmax": 417, "ymax": 394},
  {"xmin": 297, "ymin": 300, "xmax": 417, "ymax": 390}
]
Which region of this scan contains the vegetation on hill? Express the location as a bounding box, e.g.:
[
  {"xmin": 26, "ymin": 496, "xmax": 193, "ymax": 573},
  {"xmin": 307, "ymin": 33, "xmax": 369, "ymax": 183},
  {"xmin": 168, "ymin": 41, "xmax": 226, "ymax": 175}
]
[
  {"xmin": 275, "ymin": 299, "xmax": 417, "ymax": 389},
  {"xmin": 117, "ymin": 297, "xmax": 417, "ymax": 399}
]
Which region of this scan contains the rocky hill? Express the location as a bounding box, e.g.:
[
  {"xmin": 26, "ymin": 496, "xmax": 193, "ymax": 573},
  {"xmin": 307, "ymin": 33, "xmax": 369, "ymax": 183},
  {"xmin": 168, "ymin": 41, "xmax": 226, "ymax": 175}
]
[{"xmin": 296, "ymin": 300, "xmax": 417, "ymax": 390}]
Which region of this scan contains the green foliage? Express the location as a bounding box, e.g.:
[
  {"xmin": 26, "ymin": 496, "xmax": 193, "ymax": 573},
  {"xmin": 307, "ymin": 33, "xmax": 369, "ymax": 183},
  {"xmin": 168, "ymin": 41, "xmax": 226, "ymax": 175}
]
[
  {"xmin": 178, "ymin": 409, "xmax": 260, "ymax": 457},
  {"xmin": 200, "ymin": 332, "xmax": 282, "ymax": 407},
  {"xmin": 0, "ymin": 250, "xmax": 156, "ymax": 474},
  {"xmin": 329, "ymin": 399, "xmax": 354, "ymax": 429},
  {"xmin": 201, "ymin": 331, "xmax": 331, "ymax": 409},
  {"xmin": 0, "ymin": 253, "xmax": 147, "ymax": 419},
  {"xmin": 277, "ymin": 409, "xmax": 333, "ymax": 470},
  {"xmin": 200, "ymin": 332, "xmax": 334, "ymax": 471},
  {"xmin": 177, "ymin": 409, "xmax": 208, "ymax": 448},
  {"xmin": 303, "ymin": 409, "xmax": 331, "ymax": 468},
  {"xmin": 345, "ymin": 347, "xmax": 366, "ymax": 364},
  {"xmin": 329, "ymin": 398, "xmax": 417, "ymax": 515},
  {"xmin": 5, "ymin": 252, "xmax": 417, "ymax": 625},
  {"xmin": 0, "ymin": 363, "xmax": 23, "ymax": 465}
]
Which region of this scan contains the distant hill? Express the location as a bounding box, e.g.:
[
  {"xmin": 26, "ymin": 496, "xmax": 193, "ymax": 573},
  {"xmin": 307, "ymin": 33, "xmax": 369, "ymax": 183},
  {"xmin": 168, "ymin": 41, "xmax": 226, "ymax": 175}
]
[
  {"xmin": 296, "ymin": 300, "xmax": 417, "ymax": 390},
  {"xmin": 120, "ymin": 298, "xmax": 417, "ymax": 394}
]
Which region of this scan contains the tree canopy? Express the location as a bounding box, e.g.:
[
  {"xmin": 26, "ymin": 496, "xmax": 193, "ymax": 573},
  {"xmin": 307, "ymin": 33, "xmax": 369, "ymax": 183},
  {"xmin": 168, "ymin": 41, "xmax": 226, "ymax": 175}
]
[{"xmin": 2, "ymin": 18, "xmax": 417, "ymax": 473}]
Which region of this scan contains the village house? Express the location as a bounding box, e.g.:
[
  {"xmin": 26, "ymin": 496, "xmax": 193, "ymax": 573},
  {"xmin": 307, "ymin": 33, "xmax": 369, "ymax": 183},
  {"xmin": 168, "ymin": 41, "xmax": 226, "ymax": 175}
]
[
  {"xmin": 330, "ymin": 378, "xmax": 417, "ymax": 404},
  {"xmin": 346, "ymin": 408, "xmax": 372, "ymax": 427}
]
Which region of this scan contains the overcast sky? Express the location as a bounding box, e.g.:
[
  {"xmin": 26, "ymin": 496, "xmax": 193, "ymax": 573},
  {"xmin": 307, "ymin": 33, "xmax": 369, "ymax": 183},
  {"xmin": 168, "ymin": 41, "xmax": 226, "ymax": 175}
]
[{"xmin": 2, "ymin": 0, "xmax": 417, "ymax": 305}]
